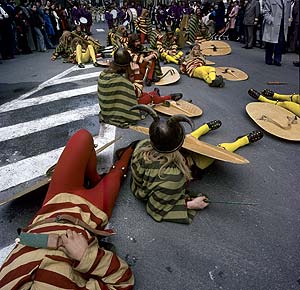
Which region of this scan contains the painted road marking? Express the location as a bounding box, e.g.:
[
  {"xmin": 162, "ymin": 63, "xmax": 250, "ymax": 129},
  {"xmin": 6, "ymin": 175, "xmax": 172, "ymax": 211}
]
[
  {"xmin": 0, "ymin": 66, "xmax": 116, "ymax": 196},
  {"xmin": 0, "ymin": 85, "xmax": 97, "ymax": 113},
  {"xmin": 0, "ymin": 104, "xmax": 99, "ymax": 142},
  {"xmin": 0, "ymin": 127, "xmax": 116, "ymax": 192},
  {"xmin": 0, "ymin": 243, "xmax": 15, "ymax": 267}
]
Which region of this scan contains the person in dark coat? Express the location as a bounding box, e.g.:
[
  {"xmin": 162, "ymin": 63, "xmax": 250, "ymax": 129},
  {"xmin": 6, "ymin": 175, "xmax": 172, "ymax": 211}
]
[{"xmin": 243, "ymin": 0, "xmax": 260, "ymax": 48}]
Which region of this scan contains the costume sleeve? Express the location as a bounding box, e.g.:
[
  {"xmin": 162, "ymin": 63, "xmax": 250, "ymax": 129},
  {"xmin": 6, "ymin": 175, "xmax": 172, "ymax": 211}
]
[
  {"xmin": 75, "ymin": 239, "xmax": 134, "ymax": 290},
  {"xmin": 156, "ymin": 36, "xmax": 168, "ymax": 54},
  {"xmin": 53, "ymin": 41, "xmax": 65, "ymax": 57},
  {"xmin": 161, "ymin": 197, "xmax": 197, "ymax": 224}
]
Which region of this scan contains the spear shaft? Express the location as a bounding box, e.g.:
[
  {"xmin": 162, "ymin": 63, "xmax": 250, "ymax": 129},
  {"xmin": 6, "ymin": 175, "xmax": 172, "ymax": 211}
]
[{"xmin": 204, "ymin": 199, "xmax": 258, "ymax": 206}]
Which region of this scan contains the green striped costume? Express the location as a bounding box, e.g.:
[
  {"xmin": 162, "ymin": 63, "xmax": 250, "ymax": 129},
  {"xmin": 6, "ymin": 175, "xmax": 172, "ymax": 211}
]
[
  {"xmin": 130, "ymin": 140, "xmax": 197, "ymax": 224},
  {"xmin": 187, "ymin": 15, "xmax": 212, "ymax": 44},
  {"xmin": 97, "ymin": 71, "xmax": 141, "ymax": 128},
  {"xmin": 149, "ymin": 30, "xmax": 160, "ymax": 49}
]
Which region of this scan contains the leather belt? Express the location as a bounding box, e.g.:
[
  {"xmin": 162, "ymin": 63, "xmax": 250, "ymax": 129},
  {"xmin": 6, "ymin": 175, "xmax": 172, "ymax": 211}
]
[{"xmin": 22, "ymin": 214, "xmax": 115, "ymax": 237}]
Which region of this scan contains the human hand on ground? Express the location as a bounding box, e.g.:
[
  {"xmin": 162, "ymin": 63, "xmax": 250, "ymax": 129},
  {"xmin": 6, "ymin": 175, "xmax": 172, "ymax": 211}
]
[{"xmin": 187, "ymin": 196, "xmax": 209, "ymax": 210}]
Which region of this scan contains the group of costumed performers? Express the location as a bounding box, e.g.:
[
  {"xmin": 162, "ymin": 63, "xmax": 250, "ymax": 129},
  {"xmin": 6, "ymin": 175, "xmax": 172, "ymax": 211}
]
[
  {"xmin": 51, "ymin": 25, "xmax": 103, "ymax": 68},
  {"xmin": 0, "ymin": 11, "xmax": 270, "ymax": 286},
  {"xmin": 97, "ymin": 47, "xmax": 183, "ymax": 128}
]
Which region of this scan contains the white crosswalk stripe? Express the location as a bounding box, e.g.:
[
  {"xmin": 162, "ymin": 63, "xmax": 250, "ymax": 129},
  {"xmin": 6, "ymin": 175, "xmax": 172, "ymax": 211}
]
[
  {"xmin": 0, "ymin": 64, "xmax": 118, "ymax": 264},
  {"xmin": 0, "ymin": 65, "xmax": 116, "ymax": 197}
]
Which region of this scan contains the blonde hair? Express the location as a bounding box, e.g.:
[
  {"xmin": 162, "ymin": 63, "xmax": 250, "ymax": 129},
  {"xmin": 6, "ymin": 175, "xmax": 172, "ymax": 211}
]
[
  {"xmin": 136, "ymin": 143, "xmax": 192, "ymax": 181},
  {"xmin": 59, "ymin": 31, "xmax": 72, "ymax": 46}
]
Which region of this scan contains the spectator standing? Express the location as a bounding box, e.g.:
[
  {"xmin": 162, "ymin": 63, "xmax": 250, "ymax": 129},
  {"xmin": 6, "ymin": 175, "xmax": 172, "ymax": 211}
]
[
  {"xmin": 262, "ymin": 0, "xmax": 292, "ymax": 65},
  {"xmin": 243, "ymin": 0, "xmax": 260, "ymax": 48},
  {"xmin": 236, "ymin": 0, "xmax": 246, "ymax": 42},
  {"xmin": 214, "ymin": 0, "xmax": 226, "ymax": 34},
  {"xmin": 228, "ymin": 0, "xmax": 240, "ymax": 40},
  {"xmin": 15, "ymin": 6, "xmax": 32, "ymax": 54},
  {"xmin": 30, "ymin": 3, "xmax": 46, "ymax": 52},
  {"xmin": 288, "ymin": 0, "xmax": 299, "ymax": 52}
]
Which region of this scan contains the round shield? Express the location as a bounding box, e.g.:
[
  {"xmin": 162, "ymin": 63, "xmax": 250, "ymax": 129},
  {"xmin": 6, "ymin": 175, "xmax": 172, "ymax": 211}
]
[
  {"xmin": 246, "ymin": 102, "xmax": 300, "ymax": 141},
  {"xmin": 200, "ymin": 40, "xmax": 231, "ymax": 56},
  {"xmin": 154, "ymin": 100, "xmax": 203, "ymax": 118},
  {"xmin": 111, "ymin": 9, "xmax": 118, "ymax": 19},
  {"xmin": 127, "ymin": 8, "xmax": 138, "ymax": 22},
  {"xmin": 215, "ymin": 67, "xmax": 248, "ymax": 81},
  {"xmin": 155, "ymin": 66, "xmax": 180, "ymax": 86},
  {"xmin": 205, "ymin": 59, "xmax": 215, "ymax": 65},
  {"xmin": 129, "ymin": 125, "xmax": 249, "ymax": 164},
  {"xmin": 79, "ymin": 16, "xmax": 88, "ymax": 24}
]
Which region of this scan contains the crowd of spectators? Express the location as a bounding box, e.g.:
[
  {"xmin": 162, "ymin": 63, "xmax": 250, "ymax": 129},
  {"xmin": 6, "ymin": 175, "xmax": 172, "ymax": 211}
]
[
  {"xmin": 0, "ymin": 0, "xmax": 299, "ymax": 63},
  {"xmin": 0, "ymin": 0, "xmax": 93, "ymax": 60}
]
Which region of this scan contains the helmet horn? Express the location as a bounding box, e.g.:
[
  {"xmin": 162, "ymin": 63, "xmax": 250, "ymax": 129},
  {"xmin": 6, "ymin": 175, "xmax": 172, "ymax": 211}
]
[
  {"xmin": 130, "ymin": 104, "xmax": 160, "ymax": 122},
  {"xmin": 168, "ymin": 114, "xmax": 194, "ymax": 130}
]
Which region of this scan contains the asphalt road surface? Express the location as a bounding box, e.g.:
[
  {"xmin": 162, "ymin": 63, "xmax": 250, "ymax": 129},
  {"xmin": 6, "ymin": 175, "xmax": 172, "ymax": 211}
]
[{"xmin": 0, "ymin": 23, "xmax": 299, "ymax": 290}]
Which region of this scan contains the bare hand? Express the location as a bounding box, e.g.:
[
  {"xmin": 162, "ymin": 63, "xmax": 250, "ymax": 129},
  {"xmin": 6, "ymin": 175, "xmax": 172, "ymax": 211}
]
[
  {"xmin": 59, "ymin": 230, "xmax": 88, "ymax": 261},
  {"xmin": 51, "ymin": 55, "xmax": 57, "ymax": 61},
  {"xmin": 187, "ymin": 196, "xmax": 209, "ymax": 210},
  {"xmin": 144, "ymin": 53, "xmax": 154, "ymax": 62}
]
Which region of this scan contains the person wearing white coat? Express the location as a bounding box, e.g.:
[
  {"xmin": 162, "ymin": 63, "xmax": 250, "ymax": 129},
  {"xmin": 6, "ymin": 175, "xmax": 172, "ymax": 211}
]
[{"xmin": 262, "ymin": 0, "xmax": 291, "ymax": 65}]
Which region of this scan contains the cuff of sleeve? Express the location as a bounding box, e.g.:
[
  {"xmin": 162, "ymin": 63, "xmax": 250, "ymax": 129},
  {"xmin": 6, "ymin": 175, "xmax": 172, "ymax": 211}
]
[{"xmin": 74, "ymin": 240, "xmax": 98, "ymax": 273}]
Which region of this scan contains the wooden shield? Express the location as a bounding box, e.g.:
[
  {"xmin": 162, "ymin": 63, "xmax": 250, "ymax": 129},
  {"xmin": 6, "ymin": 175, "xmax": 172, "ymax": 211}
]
[
  {"xmin": 97, "ymin": 60, "xmax": 111, "ymax": 67},
  {"xmin": 200, "ymin": 41, "xmax": 232, "ymax": 56},
  {"xmin": 177, "ymin": 15, "xmax": 189, "ymax": 48},
  {"xmin": 129, "ymin": 126, "xmax": 249, "ymax": 164},
  {"xmin": 205, "ymin": 59, "xmax": 215, "ymax": 66},
  {"xmin": 215, "ymin": 67, "xmax": 248, "ymax": 81},
  {"xmin": 246, "ymin": 102, "xmax": 300, "ymax": 141},
  {"xmin": 155, "ymin": 66, "xmax": 180, "ymax": 86},
  {"xmin": 154, "ymin": 100, "xmax": 203, "ymax": 117}
]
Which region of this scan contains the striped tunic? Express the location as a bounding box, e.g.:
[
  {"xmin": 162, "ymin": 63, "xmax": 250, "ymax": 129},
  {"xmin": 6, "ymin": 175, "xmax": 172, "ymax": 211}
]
[
  {"xmin": 187, "ymin": 15, "xmax": 212, "ymax": 44},
  {"xmin": 130, "ymin": 140, "xmax": 197, "ymax": 224},
  {"xmin": 52, "ymin": 41, "xmax": 74, "ymax": 61},
  {"xmin": 156, "ymin": 35, "xmax": 178, "ymax": 56},
  {"xmin": 0, "ymin": 193, "xmax": 134, "ymax": 289},
  {"xmin": 98, "ymin": 71, "xmax": 141, "ymax": 128},
  {"xmin": 180, "ymin": 55, "xmax": 206, "ymax": 77},
  {"xmin": 134, "ymin": 16, "xmax": 151, "ymax": 35}
]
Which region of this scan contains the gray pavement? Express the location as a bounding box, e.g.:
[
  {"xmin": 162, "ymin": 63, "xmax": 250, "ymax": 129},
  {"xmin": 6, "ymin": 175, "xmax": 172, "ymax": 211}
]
[{"xmin": 0, "ymin": 22, "xmax": 299, "ymax": 290}]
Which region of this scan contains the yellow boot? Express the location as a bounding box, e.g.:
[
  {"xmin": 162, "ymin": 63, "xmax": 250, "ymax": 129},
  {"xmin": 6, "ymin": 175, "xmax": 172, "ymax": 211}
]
[
  {"xmin": 249, "ymin": 88, "xmax": 300, "ymax": 117},
  {"xmin": 161, "ymin": 52, "xmax": 179, "ymax": 64},
  {"xmin": 261, "ymin": 89, "xmax": 300, "ymax": 104},
  {"xmin": 191, "ymin": 120, "xmax": 222, "ymax": 139},
  {"xmin": 189, "ymin": 130, "xmax": 263, "ymax": 170}
]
